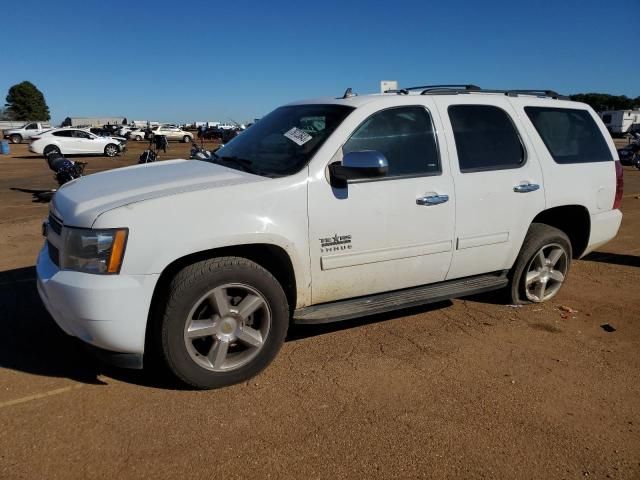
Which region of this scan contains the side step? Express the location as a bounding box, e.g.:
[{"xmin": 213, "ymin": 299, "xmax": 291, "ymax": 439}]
[{"xmin": 293, "ymin": 272, "xmax": 509, "ymax": 324}]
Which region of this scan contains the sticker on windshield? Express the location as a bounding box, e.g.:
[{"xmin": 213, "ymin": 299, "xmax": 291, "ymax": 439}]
[{"xmin": 284, "ymin": 127, "xmax": 313, "ymax": 146}]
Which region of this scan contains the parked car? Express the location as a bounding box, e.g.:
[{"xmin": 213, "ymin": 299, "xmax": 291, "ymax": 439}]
[
  {"xmin": 37, "ymin": 85, "xmax": 622, "ymax": 389},
  {"xmin": 126, "ymin": 128, "xmax": 147, "ymax": 141},
  {"xmin": 3, "ymin": 121, "xmax": 51, "ymax": 144},
  {"xmin": 30, "ymin": 128, "xmax": 125, "ymax": 157},
  {"xmin": 149, "ymin": 125, "xmax": 193, "ymax": 142},
  {"xmin": 116, "ymin": 125, "xmax": 137, "ymax": 137}
]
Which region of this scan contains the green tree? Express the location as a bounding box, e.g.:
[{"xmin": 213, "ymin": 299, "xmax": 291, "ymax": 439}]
[{"xmin": 5, "ymin": 81, "xmax": 50, "ymax": 121}]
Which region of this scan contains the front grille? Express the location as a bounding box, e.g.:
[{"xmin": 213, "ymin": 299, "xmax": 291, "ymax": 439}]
[
  {"xmin": 48, "ymin": 214, "xmax": 62, "ymax": 235},
  {"xmin": 47, "ymin": 241, "xmax": 60, "ymax": 267}
]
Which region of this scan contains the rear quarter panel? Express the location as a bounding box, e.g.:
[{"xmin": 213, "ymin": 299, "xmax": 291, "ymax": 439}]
[{"xmin": 508, "ymin": 99, "xmax": 617, "ymax": 215}]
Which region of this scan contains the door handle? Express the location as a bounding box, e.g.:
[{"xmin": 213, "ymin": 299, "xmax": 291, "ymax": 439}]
[
  {"xmin": 416, "ymin": 194, "xmax": 449, "ymax": 206},
  {"xmin": 513, "ymin": 183, "xmax": 540, "ymax": 193}
]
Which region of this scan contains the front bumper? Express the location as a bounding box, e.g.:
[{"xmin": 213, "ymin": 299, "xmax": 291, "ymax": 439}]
[{"xmin": 36, "ymin": 244, "xmax": 159, "ymax": 362}]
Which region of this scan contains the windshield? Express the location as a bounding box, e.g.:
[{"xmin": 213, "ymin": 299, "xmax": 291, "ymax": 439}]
[{"xmin": 213, "ymin": 104, "xmax": 354, "ymax": 176}]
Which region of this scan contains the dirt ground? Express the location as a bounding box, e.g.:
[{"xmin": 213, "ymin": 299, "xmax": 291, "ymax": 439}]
[{"xmin": 0, "ymin": 139, "xmax": 639, "ymax": 479}]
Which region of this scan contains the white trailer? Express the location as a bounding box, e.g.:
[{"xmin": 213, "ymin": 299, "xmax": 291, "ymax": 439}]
[{"xmin": 600, "ymin": 110, "xmax": 640, "ymax": 135}]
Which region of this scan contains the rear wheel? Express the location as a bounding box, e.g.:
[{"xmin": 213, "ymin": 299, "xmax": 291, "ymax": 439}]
[
  {"xmin": 182, "ymin": 135, "xmax": 191, "ymax": 143},
  {"xmin": 43, "ymin": 145, "xmax": 61, "ymax": 157},
  {"xmin": 508, "ymin": 223, "xmax": 572, "ymax": 304},
  {"xmin": 135, "ymin": 135, "xmax": 142, "ymax": 141},
  {"xmin": 10, "ymin": 134, "xmax": 22, "ymax": 144},
  {"xmin": 104, "ymin": 144, "xmax": 119, "ymax": 157},
  {"xmin": 156, "ymin": 256, "xmax": 289, "ymax": 389}
]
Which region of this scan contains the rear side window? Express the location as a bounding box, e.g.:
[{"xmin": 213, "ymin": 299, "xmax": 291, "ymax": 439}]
[
  {"xmin": 343, "ymin": 106, "xmax": 440, "ymax": 177},
  {"xmin": 602, "ymin": 114, "xmax": 612, "ymax": 123},
  {"xmin": 448, "ymin": 105, "xmax": 524, "ymax": 172},
  {"xmin": 525, "ymin": 107, "xmax": 613, "ymax": 164},
  {"xmin": 52, "ymin": 130, "xmax": 73, "ymax": 137}
]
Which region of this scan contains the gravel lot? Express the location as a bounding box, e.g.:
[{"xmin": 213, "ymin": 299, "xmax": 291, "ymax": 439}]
[{"xmin": 0, "ymin": 140, "xmax": 639, "ymax": 479}]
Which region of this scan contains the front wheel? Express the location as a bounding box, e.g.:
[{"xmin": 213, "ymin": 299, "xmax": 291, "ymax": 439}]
[
  {"xmin": 182, "ymin": 135, "xmax": 191, "ymax": 143},
  {"xmin": 156, "ymin": 257, "xmax": 289, "ymax": 389},
  {"xmin": 104, "ymin": 144, "xmax": 119, "ymax": 157},
  {"xmin": 507, "ymin": 223, "xmax": 572, "ymax": 304},
  {"xmin": 135, "ymin": 135, "xmax": 142, "ymax": 141}
]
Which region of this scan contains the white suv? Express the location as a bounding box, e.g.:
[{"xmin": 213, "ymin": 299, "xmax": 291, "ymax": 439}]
[{"xmin": 37, "ymin": 85, "xmax": 623, "ymax": 389}]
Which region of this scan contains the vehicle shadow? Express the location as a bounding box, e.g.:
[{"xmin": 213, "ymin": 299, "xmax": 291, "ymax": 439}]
[
  {"xmin": 0, "ymin": 265, "xmax": 462, "ymax": 390},
  {"xmin": 583, "ymin": 251, "xmax": 640, "ymax": 268},
  {"xmin": 0, "ymin": 266, "xmax": 106, "ymax": 385}
]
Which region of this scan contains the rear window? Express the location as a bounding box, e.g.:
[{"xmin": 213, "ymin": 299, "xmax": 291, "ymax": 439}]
[
  {"xmin": 525, "ymin": 107, "xmax": 613, "ymax": 164},
  {"xmin": 52, "ymin": 130, "xmax": 73, "ymax": 137}
]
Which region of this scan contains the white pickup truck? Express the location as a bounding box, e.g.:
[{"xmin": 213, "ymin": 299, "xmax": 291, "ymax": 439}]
[
  {"xmin": 3, "ymin": 121, "xmax": 51, "ymax": 143},
  {"xmin": 37, "ymin": 85, "xmax": 623, "ymax": 389}
]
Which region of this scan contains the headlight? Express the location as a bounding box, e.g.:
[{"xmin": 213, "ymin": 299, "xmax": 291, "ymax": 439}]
[{"xmin": 61, "ymin": 228, "xmax": 128, "ymax": 274}]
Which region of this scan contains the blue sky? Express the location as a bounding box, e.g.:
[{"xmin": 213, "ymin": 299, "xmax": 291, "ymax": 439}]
[{"xmin": 2, "ymin": 0, "xmax": 638, "ymax": 124}]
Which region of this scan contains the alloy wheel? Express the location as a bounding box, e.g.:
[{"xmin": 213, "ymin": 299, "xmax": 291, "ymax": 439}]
[
  {"xmin": 183, "ymin": 283, "xmax": 271, "ymax": 372},
  {"xmin": 524, "ymin": 243, "xmax": 568, "ymax": 302}
]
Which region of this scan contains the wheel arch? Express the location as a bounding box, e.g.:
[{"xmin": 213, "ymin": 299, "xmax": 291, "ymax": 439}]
[
  {"xmin": 530, "ymin": 205, "xmax": 591, "ymax": 258},
  {"xmin": 145, "ymin": 243, "xmax": 298, "ymax": 351}
]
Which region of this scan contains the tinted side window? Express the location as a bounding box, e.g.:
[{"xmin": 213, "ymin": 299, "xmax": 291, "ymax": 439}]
[
  {"xmin": 26, "ymin": 123, "xmax": 37, "ymax": 130},
  {"xmin": 448, "ymin": 105, "xmax": 524, "ymax": 172},
  {"xmin": 52, "ymin": 130, "xmax": 72, "ymax": 137},
  {"xmin": 602, "ymin": 114, "xmax": 612, "ymax": 123},
  {"xmin": 343, "ymin": 106, "xmax": 440, "ymax": 177},
  {"xmin": 525, "ymin": 107, "xmax": 613, "ymax": 164}
]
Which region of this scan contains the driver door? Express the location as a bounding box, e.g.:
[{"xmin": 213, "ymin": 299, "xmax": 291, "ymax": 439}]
[{"xmin": 307, "ymin": 102, "xmax": 456, "ymax": 304}]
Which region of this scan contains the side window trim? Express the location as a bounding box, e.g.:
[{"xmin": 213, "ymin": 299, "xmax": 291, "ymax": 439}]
[
  {"xmin": 447, "ymin": 103, "xmax": 528, "ymax": 174},
  {"xmin": 338, "ymin": 105, "xmax": 443, "ymax": 183}
]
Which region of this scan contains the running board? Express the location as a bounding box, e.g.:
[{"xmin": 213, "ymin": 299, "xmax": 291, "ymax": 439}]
[{"xmin": 293, "ymin": 272, "xmax": 509, "ymax": 324}]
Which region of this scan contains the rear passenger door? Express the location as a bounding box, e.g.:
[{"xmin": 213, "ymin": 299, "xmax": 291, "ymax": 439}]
[{"xmin": 435, "ymin": 97, "xmax": 545, "ymax": 279}]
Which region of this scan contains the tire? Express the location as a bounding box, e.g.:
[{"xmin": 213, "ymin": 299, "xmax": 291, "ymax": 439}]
[
  {"xmin": 104, "ymin": 144, "xmax": 119, "ymax": 157},
  {"xmin": 156, "ymin": 256, "xmax": 289, "ymax": 389},
  {"xmin": 10, "ymin": 134, "xmax": 22, "ymax": 144},
  {"xmin": 182, "ymin": 135, "xmax": 191, "ymax": 143},
  {"xmin": 43, "ymin": 145, "xmax": 61, "ymax": 157},
  {"xmin": 135, "ymin": 135, "xmax": 142, "ymax": 141},
  {"xmin": 507, "ymin": 223, "xmax": 572, "ymax": 304}
]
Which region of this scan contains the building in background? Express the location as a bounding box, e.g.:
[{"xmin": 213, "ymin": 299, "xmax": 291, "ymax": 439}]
[{"xmin": 61, "ymin": 117, "xmax": 126, "ymax": 127}]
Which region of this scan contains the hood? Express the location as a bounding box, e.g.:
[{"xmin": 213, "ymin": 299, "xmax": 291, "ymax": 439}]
[{"xmin": 51, "ymin": 159, "xmax": 266, "ymax": 227}]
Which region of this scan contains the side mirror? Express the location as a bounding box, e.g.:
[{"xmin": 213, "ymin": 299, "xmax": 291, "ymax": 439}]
[{"xmin": 329, "ymin": 150, "xmax": 388, "ymax": 188}]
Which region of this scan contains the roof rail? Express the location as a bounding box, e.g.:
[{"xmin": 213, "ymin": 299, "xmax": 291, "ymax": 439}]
[
  {"xmin": 385, "ymin": 84, "xmax": 567, "ymax": 100},
  {"xmin": 504, "ymin": 89, "xmax": 567, "ymax": 100},
  {"xmin": 386, "ymin": 84, "xmax": 481, "ymax": 95}
]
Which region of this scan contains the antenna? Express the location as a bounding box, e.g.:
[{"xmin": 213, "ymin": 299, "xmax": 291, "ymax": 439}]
[{"xmin": 341, "ymin": 88, "xmax": 356, "ymax": 99}]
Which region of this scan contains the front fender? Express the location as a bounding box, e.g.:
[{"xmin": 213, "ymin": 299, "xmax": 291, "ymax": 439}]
[{"xmin": 92, "ymin": 173, "xmax": 312, "ymax": 307}]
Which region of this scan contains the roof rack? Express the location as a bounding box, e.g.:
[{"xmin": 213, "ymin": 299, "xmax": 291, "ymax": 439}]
[
  {"xmin": 386, "ymin": 84, "xmax": 481, "ymax": 95},
  {"xmin": 386, "ymin": 84, "xmax": 567, "ymax": 100}
]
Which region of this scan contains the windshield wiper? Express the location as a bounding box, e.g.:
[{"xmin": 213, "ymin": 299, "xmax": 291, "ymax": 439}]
[{"xmin": 214, "ymin": 155, "xmax": 267, "ymax": 176}]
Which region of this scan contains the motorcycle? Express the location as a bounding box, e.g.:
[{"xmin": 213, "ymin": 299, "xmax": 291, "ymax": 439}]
[
  {"xmin": 26, "ymin": 151, "xmax": 87, "ymax": 201},
  {"xmin": 190, "ymin": 142, "xmax": 212, "ymax": 160},
  {"xmin": 618, "ymin": 131, "xmax": 640, "ymax": 169},
  {"xmin": 46, "ymin": 151, "xmax": 87, "ymax": 186}
]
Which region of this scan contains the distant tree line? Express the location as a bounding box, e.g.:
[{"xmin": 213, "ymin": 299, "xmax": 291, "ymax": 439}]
[{"xmin": 569, "ymin": 93, "xmax": 640, "ymax": 112}]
